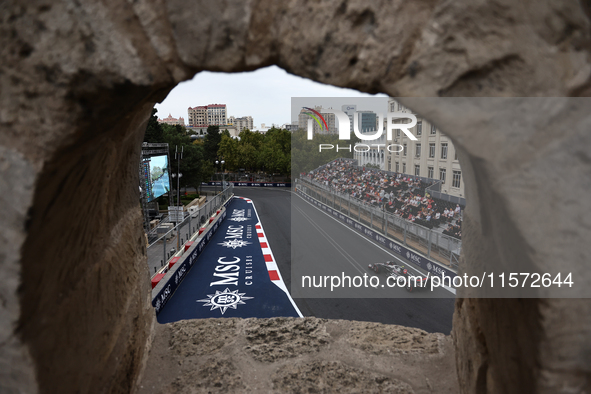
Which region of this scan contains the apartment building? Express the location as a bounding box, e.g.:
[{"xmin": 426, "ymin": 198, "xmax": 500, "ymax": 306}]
[
  {"xmin": 187, "ymin": 104, "xmax": 227, "ymax": 127},
  {"xmin": 297, "ymin": 106, "xmax": 337, "ymax": 135},
  {"xmin": 228, "ymin": 115, "xmax": 254, "ymax": 133}
]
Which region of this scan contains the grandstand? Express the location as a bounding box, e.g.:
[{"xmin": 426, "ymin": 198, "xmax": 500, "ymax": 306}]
[{"xmin": 307, "ymin": 159, "xmax": 464, "ymax": 240}]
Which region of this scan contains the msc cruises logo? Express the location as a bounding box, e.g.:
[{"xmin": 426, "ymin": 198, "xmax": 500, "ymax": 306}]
[
  {"xmin": 197, "ymin": 288, "xmax": 254, "ymax": 315},
  {"xmin": 218, "ymin": 239, "xmax": 252, "ymax": 249}
]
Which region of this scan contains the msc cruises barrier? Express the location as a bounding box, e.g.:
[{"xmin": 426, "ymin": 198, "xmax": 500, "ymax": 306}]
[
  {"xmin": 155, "ymin": 196, "xmax": 301, "ymax": 322},
  {"xmin": 202, "ymin": 181, "xmax": 291, "ymax": 187}
]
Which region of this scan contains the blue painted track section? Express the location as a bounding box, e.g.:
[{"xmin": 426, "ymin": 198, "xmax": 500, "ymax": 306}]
[{"xmin": 157, "ymin": 197, "xmax": 299, "ymax": 323}]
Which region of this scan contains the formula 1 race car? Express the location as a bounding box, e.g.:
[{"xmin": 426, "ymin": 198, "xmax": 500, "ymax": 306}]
[{"xmin": 367, "ymin": 261, "xmax": 431, "ymax": 292}]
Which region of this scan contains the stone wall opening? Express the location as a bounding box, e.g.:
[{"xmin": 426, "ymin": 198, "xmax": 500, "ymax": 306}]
[{"xmin": 2, "ymin": 0, "xmax": 591, "ymax": 393}]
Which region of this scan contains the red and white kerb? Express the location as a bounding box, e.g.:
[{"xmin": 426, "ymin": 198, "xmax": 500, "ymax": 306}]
[{"xmin": 236, "ymin": 196, "xmax": 292, "ymax": 297}]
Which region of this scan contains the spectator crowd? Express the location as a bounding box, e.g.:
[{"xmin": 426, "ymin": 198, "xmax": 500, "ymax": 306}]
[{"xmin": 307, "ymin": 160, "xmax": 463, "ymax": 239}]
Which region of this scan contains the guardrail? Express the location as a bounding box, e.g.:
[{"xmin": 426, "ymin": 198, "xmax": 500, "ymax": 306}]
[
  {"xmin": 151, "ymin": 202, "xmax": 231, "ymax": 314},
  {"xmin": 147, "ymin": 184, "xmax": 234, "ymax": 277},
  {"xmin": 202, "ymin": 181, "xmax": 291, "ymax": 187},
  {"xmin": 298, "ymin": 178, "xmax": 460, "ymax": 268}
]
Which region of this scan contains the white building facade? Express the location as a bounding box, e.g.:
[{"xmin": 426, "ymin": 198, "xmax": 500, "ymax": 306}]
[
  {"xmin": 384, "ymin": 98, "xmax": 465, "ymax": 198},
  {"xmin": 353, "ymin": 129, "xmax": 388, "ymax": 170}
]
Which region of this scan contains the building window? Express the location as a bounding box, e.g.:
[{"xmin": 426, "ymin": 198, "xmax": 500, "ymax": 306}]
[
  {"xmin": 396, "ymin": 129, "xmax": 400, "ymax": 137},
  {"xmin": 431, "ymin": 124, "xmax": 437, "ymax": 134},
  {"xmin": 441, "ymin": 143, "xmax": 448, "ymax": 159},
  {"xmin": 454, "ymin": 149, "xmax": 458, "ymax": 160},
  {"xmin": 452, "ymin": 170, "xmax": 461, "ymax": 188},
  {"xmin": 428, "ymin": 166, "xmax": 434, "ymax": 179},
  {"xmin": 415, "ymin": 143, "xmax": 421, "ymax": 157},
  {"xmin": 402, "ymin": 163, "xmax": 406, "ymax": 173},
  {"xmin": 396, "ymin": 162, "xmax": 399, "ymax": 172},
  {"xmin": 429, "ymin": 143, "xmax": 435, "ymax": 158},
  {"xmin": 440, "ymin": 168, "xmax": 446, "ymax": 184},
  {"xmin": 398, "ymin": 103, "xmax": 403, "ymax": 111},
  {"xmin": 416, "ymin": 121, "xmax": 422, "ymax": 136},
  {"xmin": 415, "ymin": 165, "xmax": 420, "ymax": 176},
  {"xmin": 390, "ymin": 102, "xmax": 396, "ymax": 112},
  {"xmin": 403, "ymin": 143, "xmax": 407, "ymax": 156}
]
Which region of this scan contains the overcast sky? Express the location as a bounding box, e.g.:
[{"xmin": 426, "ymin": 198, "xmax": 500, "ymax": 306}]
[{"xmin": 155, "ymin": 65, "xmax": 387, "ymax": 128}]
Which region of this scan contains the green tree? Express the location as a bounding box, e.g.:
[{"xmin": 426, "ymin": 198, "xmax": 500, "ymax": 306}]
[
  {"xmin": 259, "ymin": 127, "xmax": 291, "ymax": 174},
  {"xmin": 237, "ymin": 143, "xmax": 258, "ymax": 171},
  {"xmin": 158, "ymin": 119, "xmax": 210, "ymax": 193},
  {"xmin": 218, "ymin": 134, "xmax": 239, "ymax": 171},
  {"xmin": 143, "ymin": 108, "xmax": 165, "ymax": 143},
  {"xmin": 203, "ymin": 125, "xmax": 221, "ymax": 163},
  {"xmin": 290, "ymin": 129, "xmax": 354, "ymax": 178},
  {"xmin": 239, "ymin": 129, "xmax": 263, "ymax": 151},
  {"xmin": 231, "ymin": 129, "xmax": 263, "ymax": 172}
]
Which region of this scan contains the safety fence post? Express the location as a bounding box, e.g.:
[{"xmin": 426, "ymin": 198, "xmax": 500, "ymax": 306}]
[
  {"xmin": 163, "ymin": 231, "xmax": 167, "ymax": 267},
  {"xmin": 403, "ymin": 222, "xmax": 407, "ymax": 245},
  {"xmin": 427, "ymin": 229, "xmax": 432, "ymax": 258}
]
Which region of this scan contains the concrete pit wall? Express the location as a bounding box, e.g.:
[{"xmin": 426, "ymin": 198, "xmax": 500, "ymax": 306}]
[{"xmin": 1, "ymin": 0, "xmax": 590, "ymax": 393}]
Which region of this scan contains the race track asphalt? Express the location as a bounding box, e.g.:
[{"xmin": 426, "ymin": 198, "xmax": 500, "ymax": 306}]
[{"xmin": 233, "ymin": 187, "xmax": 455, "ymax": 334}]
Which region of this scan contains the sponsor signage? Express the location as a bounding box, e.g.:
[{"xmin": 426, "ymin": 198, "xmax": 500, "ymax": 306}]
[
  {"xmin": 155, "ymin": 197, "xmax": 300, "ymax": 322},
  {"xmin": 202, "ymin": 182, "xmax": 291, "ymax": 187},
  {"xmin": 297, "ymin": 190, "xmax": 457, "ymax": 279},
  {"xmin": 152, "ymin": 209, "xmax": 227, "ymax": 315}
]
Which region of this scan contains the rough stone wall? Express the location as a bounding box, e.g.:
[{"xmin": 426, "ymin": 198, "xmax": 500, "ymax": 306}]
[
  {"xmin": 139, "ymin": 318, "xmax": 457, "ymax": 393},
  {"xmin": 399, "ymin": 97, "xmax": 591, "ymax": 393},
  {"xmin": 0, "ymin": 0, "xmax": 187, "ymax": 391},
  {"xmin": 1, "ymin": 0, "xmax": 590, "ymax": 393}
]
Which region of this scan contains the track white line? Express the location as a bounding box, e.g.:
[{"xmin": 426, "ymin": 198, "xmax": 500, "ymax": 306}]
[{"xmin": 293, "ymin": 203, "xmax": 365, "ymax": 275}]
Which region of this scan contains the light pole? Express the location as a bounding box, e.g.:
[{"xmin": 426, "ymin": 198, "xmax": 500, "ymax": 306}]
[
  {"xmin": 214, "ymin": 159, "xmax": 219, "ymax": 195},
  {"xmin": 171, "ymin": 145, "xmax": 183, "ymax": 250},
  {"xmin": 215, "ymin": 157, "xmax": 225, "ymax": 194},
  {"xmin": 221, "ymin": 159, "xmax": 225, "ymax": 189}
]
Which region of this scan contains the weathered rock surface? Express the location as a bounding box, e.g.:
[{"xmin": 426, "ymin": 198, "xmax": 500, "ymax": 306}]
[
  {"xmin": 243, "ymin": 317, "xmax": 330, "ymax": 362},
  {"xmin": 138, "ymin": 318, "xmax": 456, "ymax": 393},
  {"xmin": 272, "ymin": 361, "xmax": 415, "ymax": 394},
  {"xmin": 398, "ymin": 97, "xmax": 591, "ymax": 393},
  {"xmin": 1, "ymin": 0, "xmax": 590, "ymax": 393}
]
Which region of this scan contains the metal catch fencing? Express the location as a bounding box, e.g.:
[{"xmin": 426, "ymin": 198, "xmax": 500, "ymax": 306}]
[
  {"xmin": 299, "ymin": 178, "xmax": 460, "ymax": 268},
  {"xmin": 146, "ymin": 184, "xmax": 234, "ymax": 277}
]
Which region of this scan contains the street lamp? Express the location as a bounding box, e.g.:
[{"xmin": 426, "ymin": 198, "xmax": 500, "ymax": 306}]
[
  {"xmin": 215, "ymin": 157, "xmax": 225, "ymax": 194},
  {"xmin": 172, "ymin": 145, "xmax": 183, "ymax": 250},
  {"xmin": 221, "ymin": 159, "xmax": 225, "ymax": 189},
  {"xmin": 171, "ymin": 173, "xmax": 183, "ymax": 206}
]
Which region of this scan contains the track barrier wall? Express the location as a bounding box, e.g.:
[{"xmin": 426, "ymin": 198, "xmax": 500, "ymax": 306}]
[
  {"xmin": 151, "ymin": 197, "xmax": 233, "ymax": 314},
  {"xmin": 202, "ymin": 181, "xmax": 291, "ymax": 187},
  {"xmin": 296, "ymin": 188, "xmax": 458, "ymax": 280},
  {"xmin": 298, "ymin": 177, "xmax": 461, "ymax": 268}
]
